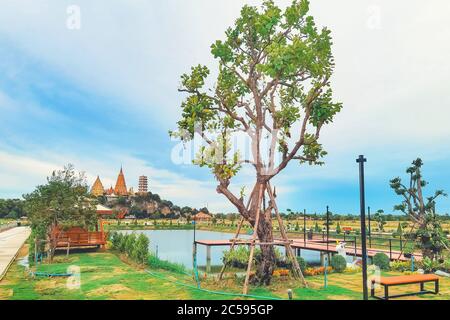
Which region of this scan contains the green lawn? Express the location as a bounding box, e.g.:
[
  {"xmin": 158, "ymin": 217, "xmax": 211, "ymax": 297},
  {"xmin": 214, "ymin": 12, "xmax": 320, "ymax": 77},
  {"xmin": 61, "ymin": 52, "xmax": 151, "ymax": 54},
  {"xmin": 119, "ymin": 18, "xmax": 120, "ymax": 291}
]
[{"xmin": 1, "ymin": 249, "xmax": 448, "ymax": 300}]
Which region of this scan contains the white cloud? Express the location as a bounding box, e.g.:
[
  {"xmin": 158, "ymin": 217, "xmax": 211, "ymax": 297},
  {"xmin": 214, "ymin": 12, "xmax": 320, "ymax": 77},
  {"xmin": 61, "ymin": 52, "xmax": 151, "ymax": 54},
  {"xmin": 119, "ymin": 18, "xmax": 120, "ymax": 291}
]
[
  {"xmin": 0, "ymin": 147, "xmax": 241, "ymax": 212},
  {"xmin": 0, "ymin": 1, "xmax": 449, "ymax": 211}
]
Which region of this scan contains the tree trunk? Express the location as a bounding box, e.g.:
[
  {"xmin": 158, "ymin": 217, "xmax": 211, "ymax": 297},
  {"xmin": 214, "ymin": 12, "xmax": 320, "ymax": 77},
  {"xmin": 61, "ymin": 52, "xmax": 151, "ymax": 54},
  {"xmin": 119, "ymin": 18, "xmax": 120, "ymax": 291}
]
[
  {"xmin": 247, "ymin": 181, "xmax": 276, "ymax": 285},
  {"xmin": 253, "ymin": 217, "xmax": 276, "ymax": 285}
]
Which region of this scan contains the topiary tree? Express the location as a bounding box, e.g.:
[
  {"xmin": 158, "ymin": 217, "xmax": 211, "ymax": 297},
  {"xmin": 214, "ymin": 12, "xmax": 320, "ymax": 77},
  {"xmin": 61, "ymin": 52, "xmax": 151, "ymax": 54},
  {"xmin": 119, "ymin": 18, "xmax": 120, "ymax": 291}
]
[
  {"xmin": 314, "ymin": 221, "xmax": 321, "ymax": 232},
  {"xmin": 373, "ymin": 209, "xmax": 386, "ymax": 232},
  {"xmin": 373, "ymin": 253, "xmax": 390, "ymax": 271},
  {"xmin": 170, "ymin": 0, "xmax": 341, "ymax": 285},
  {"xmin": 331, "ymin": 254, "xmax": 346, "ymax": 273},
  {"xmin": 335, "ymin": 222, "xmax": 342, "ymax": 234},
  {"xmin": 390, "ymin": 158, "xmax": 448, "ymax": 260}
]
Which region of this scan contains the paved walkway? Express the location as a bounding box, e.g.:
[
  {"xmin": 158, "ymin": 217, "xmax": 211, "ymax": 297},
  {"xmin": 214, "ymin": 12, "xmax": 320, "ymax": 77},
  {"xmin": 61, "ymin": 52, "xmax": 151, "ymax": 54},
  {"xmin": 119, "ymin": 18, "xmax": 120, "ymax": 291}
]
[{"xmin": 0, "ymin": 227, "xmax": 31, "ymax": 280}]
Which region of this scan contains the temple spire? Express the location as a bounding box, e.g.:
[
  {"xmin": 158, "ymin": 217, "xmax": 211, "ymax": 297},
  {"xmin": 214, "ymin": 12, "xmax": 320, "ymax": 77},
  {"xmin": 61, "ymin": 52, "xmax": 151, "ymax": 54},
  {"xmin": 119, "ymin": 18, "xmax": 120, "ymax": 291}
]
[
  {"xmin": 114, "ymin": 167, "xmax": 128, "ymax": 196},
  {"xmin": 91, "ymin": 175, "xmax": 105, "ymax": 197}
]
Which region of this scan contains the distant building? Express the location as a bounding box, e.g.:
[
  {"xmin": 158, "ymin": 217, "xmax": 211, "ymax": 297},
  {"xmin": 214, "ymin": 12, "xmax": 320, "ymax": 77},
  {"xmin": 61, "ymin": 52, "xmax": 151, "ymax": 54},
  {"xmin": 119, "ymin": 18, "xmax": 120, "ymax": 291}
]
[
  {"xmin": 114, "ymin": 167, "xmax": 128, "ymax": 196},
  {"xmin": 91, "ymin": 176, "xmax": 105, "ymax": 197},
  {"xmin": 138, "ymin": 175, "xmax": 148, "ymax": 194},
  {"xmin": 193, "ymin": 211, "xmax": 212, "ymax": 221}
]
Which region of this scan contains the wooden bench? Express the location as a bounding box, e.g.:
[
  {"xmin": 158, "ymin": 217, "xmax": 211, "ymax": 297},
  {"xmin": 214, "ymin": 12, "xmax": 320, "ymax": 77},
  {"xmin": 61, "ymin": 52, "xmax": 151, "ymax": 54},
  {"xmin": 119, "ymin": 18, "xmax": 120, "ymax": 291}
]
[{"xmin": 371, "ymin": 274, "xmax": 439, "ymax": 300}]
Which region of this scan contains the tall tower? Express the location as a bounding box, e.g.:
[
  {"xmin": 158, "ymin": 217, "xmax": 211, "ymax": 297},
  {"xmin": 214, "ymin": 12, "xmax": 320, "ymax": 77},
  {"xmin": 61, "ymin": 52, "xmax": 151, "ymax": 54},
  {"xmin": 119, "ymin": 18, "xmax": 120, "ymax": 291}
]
[
  {"xmin": 91, "ymin": 176, "xmax": 105, "ymax": 197},
  {"xmin": 114, "ymin": 167, "xmax": 128, "ymax": 196},
  {"xmin": 138, "ymin": 175, "xmax": 148, "ymax": 194}
]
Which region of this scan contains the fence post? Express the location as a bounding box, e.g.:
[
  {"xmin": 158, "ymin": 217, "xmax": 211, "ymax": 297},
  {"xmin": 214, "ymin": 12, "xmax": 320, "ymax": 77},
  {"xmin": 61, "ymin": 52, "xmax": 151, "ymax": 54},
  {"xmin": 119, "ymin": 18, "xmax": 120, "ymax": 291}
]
[{"xmin": 400, "ymin": 234, "xmax": 403, "ymax": 252}]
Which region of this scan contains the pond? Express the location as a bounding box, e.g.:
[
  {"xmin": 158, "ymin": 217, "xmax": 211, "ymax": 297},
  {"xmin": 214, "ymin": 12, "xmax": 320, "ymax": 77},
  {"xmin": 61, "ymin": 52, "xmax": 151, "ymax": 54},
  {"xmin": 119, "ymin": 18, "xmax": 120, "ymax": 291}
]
[{"xmin": 120, "ymin": 229, "xmax": 322, "ymax": 270}]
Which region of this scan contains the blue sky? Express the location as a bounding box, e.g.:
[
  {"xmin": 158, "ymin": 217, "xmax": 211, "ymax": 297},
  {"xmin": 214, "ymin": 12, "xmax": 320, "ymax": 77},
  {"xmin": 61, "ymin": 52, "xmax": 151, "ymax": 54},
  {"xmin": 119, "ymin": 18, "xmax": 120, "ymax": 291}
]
[{"xmin": 0, "ymin": 0, "xmax": 449, "ymax": 214}]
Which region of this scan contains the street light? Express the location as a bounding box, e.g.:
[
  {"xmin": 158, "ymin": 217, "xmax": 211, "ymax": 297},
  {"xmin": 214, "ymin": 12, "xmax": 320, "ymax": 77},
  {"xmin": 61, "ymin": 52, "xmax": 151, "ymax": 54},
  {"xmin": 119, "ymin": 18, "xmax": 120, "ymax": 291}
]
[
  {"xmin": 326, "ymin": 205, "xmax": 330, "ymax": 253},
  {"xmin": 356, "ymin": 155, "xmax": 369, "ymax": 300},
  {"xmin": 303, "ymin": 209, "xmax": 307, "ymax": 244}
]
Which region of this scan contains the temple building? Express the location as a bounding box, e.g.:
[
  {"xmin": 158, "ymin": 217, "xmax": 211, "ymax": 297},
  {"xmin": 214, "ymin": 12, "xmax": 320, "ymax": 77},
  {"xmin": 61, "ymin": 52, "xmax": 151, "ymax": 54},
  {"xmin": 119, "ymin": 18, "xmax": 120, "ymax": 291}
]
[
  {"xmin": 91, "ymin": 176, "xmax": 105, "ymax": 197},
  {"xmin": 114, "ymin": 167, "xmax": 128, "ymax": 196},
  {"xmin": 91, "ymin": 167, "xmax": 136, "ymax": 198},
  {"xmin": 138, "ymin": 175, "xmax": 148, "ymax": 194}
]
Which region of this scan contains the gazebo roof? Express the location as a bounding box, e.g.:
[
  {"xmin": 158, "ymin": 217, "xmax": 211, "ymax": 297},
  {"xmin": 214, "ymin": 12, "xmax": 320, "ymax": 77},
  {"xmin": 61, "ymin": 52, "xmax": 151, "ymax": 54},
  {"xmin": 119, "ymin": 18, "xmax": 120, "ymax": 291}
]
[{"xmin": 96, "ymin": 204, "xmax": 114, "ymax": 215}]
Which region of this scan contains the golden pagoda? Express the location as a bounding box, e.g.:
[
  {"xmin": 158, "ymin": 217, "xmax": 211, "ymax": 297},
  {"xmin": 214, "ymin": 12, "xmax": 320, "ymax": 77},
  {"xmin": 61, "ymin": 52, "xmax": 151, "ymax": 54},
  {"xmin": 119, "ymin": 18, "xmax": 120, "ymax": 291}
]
[
  {"xmin": 91, "ymin": 176, "xmax": 105, "ymax": 197},
  {"xmin": 114, "ymin": 167, "xmax": 128, "ymax": 196}
]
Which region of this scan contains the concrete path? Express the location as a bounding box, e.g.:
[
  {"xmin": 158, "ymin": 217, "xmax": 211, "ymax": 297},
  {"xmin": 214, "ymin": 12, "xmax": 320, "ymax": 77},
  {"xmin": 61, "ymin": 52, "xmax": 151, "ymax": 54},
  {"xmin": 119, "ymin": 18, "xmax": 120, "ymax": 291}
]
[{"xmin": 0, "ymin": 227, "xmax": 31, "ymax": 280}]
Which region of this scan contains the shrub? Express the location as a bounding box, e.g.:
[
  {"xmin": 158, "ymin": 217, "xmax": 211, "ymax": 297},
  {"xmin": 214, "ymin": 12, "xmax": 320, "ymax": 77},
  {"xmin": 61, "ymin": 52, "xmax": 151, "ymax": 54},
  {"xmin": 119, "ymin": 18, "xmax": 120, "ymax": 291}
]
[
  {"xmin": 304, "ymin": 266, "xmax": 332, "ymax": 277},
  {"xmin": 420, "ymin": 257, "xmax": 441, "ymax": 274},
  {"xmin": 331, "ymin": 255, "xmax": 347, "ymax": 273},
  {"xmin": 273, "ymin": 269, "xmax": 290, "ymax": 277},
  {"xmin": 441, "ymin": 259, "xmax": 450, "ymax": 273},
  {"xmin": 335, "ymin": 222, "xmax": 342, "ymax": 234},
  {"xmin": 118, "ymin": 234, "xmax": 128, "ymax": 253},
  {"xmin": 373, "ymin": 253, "xmax": 390, "ymax": 270},
  {"xmin": 124, "ymin": 233, "xmax": 137, "ymax": 257},
  {"xmin": 132, "ymin": 234, "xmax": 150, "ymax": 264},
  {"xmin": 296, "ymin": 256, "xmax": 307, "ymax": 273},
  {"xmin": 390, "ymin": 260, "xmax": 413, "ymax": 272},
  {"xmin": 110, "ymin": 231, "xmax": 123, "ymax": 250}
]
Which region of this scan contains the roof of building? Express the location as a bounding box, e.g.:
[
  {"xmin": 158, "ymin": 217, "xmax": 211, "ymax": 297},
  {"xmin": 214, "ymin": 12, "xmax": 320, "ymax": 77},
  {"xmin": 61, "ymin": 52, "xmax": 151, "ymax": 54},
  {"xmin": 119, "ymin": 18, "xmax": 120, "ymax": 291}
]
[{"xmin": 96, "ymin": 204, "xmax": 114, "ymax": 215}]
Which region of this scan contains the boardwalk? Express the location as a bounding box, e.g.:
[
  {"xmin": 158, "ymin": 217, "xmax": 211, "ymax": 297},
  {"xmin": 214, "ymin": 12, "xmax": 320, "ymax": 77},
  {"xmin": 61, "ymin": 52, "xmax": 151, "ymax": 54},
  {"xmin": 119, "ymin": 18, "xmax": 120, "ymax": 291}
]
[
  {"xmin": 195, "ymin": 236, "xmax": 422, "ymax": 263},
  {"xmin": 0, "ymin": 227, "xmax": 31, "ymax": 280}
]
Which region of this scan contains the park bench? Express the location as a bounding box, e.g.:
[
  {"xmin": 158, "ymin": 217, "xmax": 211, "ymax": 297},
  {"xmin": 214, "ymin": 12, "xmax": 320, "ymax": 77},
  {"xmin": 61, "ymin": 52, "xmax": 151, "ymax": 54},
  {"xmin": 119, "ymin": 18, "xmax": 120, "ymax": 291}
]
[{"xmin": 371, "ymin": 274, "xmax": 439, "ymax": 300}]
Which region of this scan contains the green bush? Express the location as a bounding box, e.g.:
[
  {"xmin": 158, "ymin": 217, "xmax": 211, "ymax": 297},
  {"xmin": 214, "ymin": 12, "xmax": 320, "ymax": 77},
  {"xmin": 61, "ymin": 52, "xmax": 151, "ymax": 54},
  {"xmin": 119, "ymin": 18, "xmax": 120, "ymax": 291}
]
[
  {"xmin": 118, "ymin": 234, "xmax": 128, "ymax": 253},
  {"xmin": 420, "ymin": 257, "xmax": 441, "ymax": 274},
  {"xmin": 132, "ymin": 234, "xmax": 150, "ymax": 264},
  {"xmin": 223, "ymin": 246, "xmax": 258, "ymax": 268},
  {"xmin": 296, "ymin": 256, "xmax": 307, "ymax": 273},
  {"xmin": 373, "ymin": 253, "xmax": 390, "ymax": 270},
  {"xmin": 442, "ymin": 259, "xmax": 450, "ymax": 273},
  {"xmin": 124, "ymin": 233, "xmax": 137, "ymax": 256},
  {"xmin": 335, "ymin": 222, "xmax": 342, "ymax": 234},
  {"xmin": 110, "ymin": 231, "xmax": 123, "ymax": 250},
  {"xmin": 331, "ymin": 255, "xmax": 347, "ymax": 273},
  {"xmin": 390, "ymin": 260, "xmax": 414, "ymax": 272}
]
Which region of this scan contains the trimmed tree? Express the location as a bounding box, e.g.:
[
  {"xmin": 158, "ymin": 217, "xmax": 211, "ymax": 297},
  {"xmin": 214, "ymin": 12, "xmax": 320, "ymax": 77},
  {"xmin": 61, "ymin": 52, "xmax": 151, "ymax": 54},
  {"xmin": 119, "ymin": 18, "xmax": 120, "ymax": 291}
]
[
  {"xmin": 390, "ymin": 158, "xmax": 448, "ymax": 260},
  {"xmin": 171, "ymin": 0, "xmax": 341, "ymax": 285},
  {"xmin": 374, "ymin": 209, "xmax": 386, "ymax": 232}
]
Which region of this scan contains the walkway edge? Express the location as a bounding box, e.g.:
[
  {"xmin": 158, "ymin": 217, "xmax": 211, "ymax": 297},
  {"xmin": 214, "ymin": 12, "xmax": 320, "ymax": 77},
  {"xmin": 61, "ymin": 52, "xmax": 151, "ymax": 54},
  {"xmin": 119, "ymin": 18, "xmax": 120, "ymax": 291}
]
[{"xmin": 0, "ymin": 230, "xmax": 30, "ymax": 281}]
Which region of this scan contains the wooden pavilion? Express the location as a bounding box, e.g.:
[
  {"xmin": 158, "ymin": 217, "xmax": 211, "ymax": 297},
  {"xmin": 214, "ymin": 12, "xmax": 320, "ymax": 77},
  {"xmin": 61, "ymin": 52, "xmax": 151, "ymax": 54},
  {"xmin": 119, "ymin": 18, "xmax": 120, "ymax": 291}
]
[{"xmin": 51, "ymin": 204, "xmax": 114, "ymax": 249}]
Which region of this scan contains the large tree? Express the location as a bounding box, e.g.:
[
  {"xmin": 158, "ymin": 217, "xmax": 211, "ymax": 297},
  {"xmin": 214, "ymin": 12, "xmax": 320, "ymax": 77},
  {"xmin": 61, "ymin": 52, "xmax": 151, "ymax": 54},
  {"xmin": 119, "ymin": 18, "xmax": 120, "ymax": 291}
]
[
  {"xmin": 171, "ymin": 0, "xmax": 341, "ymax": 284},
  {"xmin": 24, "ymin": 164, "xmax": 97, "ymax": 261},
  {"xmin": 390, "ymin": 158, "xmax": 448, "ymax": 260}
]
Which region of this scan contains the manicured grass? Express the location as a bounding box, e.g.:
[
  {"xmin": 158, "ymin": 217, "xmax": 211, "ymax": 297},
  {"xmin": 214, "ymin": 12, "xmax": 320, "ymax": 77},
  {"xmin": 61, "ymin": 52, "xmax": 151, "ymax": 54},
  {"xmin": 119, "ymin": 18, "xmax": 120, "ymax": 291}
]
[{"xmin": 1, "ymin": 248, "xmax": 449, "ymax": 300}]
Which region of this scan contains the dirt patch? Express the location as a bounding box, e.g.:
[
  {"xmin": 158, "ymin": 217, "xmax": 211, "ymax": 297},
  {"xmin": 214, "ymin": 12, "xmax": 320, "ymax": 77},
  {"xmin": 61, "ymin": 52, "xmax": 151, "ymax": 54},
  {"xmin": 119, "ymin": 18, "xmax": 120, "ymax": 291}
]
[
  {"xmin": 17, "ymin": 244, "xmax": 29, "ymax": 258},
  {"xmin": 0, "ymin": 288, "xmax": 13, "ymax": 299},
  {"xmin": 35, "ymin": 279, "xmax": 63, "ymax": 292},
  {"xmin": 86, "ymin": 284, "xmax": 132, "ymax": 298}
]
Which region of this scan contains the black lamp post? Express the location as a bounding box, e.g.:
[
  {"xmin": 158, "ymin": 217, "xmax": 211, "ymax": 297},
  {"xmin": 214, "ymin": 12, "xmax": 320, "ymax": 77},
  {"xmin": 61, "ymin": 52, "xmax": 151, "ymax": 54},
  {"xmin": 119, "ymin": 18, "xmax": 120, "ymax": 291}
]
[
  {"xmin": 326, "ymin": 205, "xmax": 330, "ymax": 252},
  {"xmin": 368, "ymin": 206, "xmax": 372, "ymax": 248},
  {"xmin": 356, "ymin": 155, "xmax": 369, "ymax": 300},
  {"xmin": 303, "ymin": 209, "xmax": 307, "ymax": 243}
]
